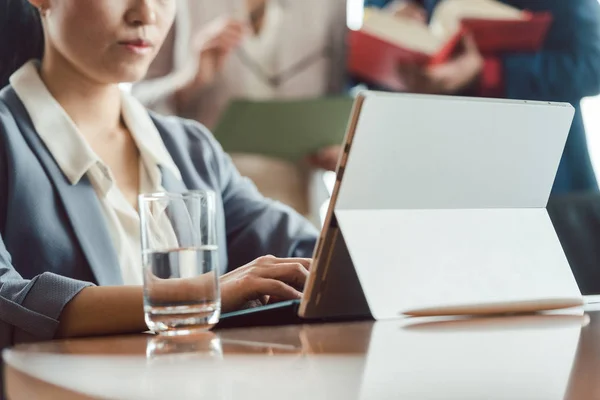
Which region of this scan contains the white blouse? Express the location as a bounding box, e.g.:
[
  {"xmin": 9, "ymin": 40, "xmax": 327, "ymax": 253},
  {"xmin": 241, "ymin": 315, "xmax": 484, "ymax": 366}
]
[{"xmin": 10, "ymin": 61, "xmax": 183, "ymax": 285}]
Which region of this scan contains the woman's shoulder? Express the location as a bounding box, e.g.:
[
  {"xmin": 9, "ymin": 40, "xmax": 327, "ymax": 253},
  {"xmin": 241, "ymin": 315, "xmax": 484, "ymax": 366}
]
[
  {"xmin": 148, "ymin": 111, "xmax": 217, "ymax": 148},
  {"xmin": 147, "ymin": 111, "xmax": 228, "ymax": 170},
  {"xmin": 0, "ymin": 85, "xmax": 19, "ymax": 119},
  {"xmin": 0, "ymin": 84, "xmax": 34, "ymax": 135},
  {"xmin": 0, "ymin": 87, "xmax": 16, "ymax": 206},
  {"xmin": 0, "ymin": 85, "xmax": 25, "ymax": 140}
]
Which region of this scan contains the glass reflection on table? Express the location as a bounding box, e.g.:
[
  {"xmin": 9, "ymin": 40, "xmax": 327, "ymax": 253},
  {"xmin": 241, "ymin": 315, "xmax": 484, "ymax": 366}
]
[{"xmin": 146, "ymin": 332, "xmax": 223, "ymax": 360}]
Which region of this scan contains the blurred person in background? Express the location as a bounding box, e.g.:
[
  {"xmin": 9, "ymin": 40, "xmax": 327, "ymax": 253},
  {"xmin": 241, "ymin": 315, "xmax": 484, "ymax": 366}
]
[
  {"xmin": 134, "ymin": 0, "xmax": 347, "ymax": 219},
  {"xmin": 366, "ymin": 0, "xmax": 600, "ymax": 194}
]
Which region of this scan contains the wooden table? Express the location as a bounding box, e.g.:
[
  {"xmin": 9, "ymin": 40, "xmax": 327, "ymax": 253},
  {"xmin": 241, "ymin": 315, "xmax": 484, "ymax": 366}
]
[{"xmin": 4, "ymin": 309, "xmax": 600, "ymax": 400}]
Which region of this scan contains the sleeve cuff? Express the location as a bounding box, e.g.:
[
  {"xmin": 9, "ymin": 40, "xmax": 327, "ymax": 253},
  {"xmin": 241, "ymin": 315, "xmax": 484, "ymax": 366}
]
[
  {"xmin": 12, "ymin": 273, "xmax": 94, "ymax": 342},
  {"xmin": 479, "ymin": 57, "xmax": 504, "ymax": 98}
]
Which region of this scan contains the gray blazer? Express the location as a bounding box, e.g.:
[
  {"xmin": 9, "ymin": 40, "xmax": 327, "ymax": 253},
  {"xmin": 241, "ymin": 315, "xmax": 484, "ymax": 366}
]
[{"xmin": 0, "ymin": 86, "xmax": 318, "ymax": 348}]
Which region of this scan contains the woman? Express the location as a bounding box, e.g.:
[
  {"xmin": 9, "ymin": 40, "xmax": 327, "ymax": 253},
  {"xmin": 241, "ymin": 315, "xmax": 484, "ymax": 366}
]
[
  {"xmin": 0, "ymin": 0, "xmax": 318, "ymax": 348},
  {"xmin": 134, "ymin": 0, "xmax": 346, "ymax": 217}
]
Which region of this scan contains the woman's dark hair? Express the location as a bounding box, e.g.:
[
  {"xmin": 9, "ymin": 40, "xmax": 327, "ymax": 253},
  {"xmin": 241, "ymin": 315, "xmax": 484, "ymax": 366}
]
[{"xmin": 0, "ymin": 0, "xmax": 44, "ymax": 88}]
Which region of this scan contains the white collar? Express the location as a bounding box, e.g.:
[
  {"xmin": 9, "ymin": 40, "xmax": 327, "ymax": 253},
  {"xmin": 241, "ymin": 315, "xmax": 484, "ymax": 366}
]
[
  {"xmin": 120, "ymin": 89, "xmax": 182, "ymax": 182},
  {"xmin": 10, "ymin": 60, "xmax": 181, "ymax": 185}
]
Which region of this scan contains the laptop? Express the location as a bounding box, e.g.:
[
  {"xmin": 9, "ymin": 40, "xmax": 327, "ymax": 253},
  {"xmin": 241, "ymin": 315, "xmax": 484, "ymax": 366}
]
[{"xmin": 217, "ymin": 91, "xmax": 584, "ymax": 329}]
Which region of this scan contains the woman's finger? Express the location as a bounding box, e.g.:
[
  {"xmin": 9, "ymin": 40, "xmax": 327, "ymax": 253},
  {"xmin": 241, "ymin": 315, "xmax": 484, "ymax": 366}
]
[
  {"xmin": 256, "ymin": 263, "xmax": 309, "ymax": 290},
  {"xmin": 259, "ymin": 257, "xmax": 312, "ymax": 270},
  {"xmin": 251, "ymin": 279, "xmax": 303, "ymax": 301}
]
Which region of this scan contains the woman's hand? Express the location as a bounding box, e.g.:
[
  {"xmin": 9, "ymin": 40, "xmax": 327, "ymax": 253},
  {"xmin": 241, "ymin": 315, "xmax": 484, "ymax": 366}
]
[{"xmin": 220, "ymin": 255, "xmax": 311, "ymax": 313}]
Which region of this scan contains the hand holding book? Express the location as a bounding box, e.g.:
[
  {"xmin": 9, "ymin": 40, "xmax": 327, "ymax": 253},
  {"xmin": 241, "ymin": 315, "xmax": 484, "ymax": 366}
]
[
  {"xmin": 349, "ymin": 0, "xmax": 552, "ymax": 90},
  {"xmin": 387, "ymin": 0, "xmax": 427, "ymax": 24},
  {"xmin": 397, "ymin": 34, "xmax": 484, "ymax": 94}
]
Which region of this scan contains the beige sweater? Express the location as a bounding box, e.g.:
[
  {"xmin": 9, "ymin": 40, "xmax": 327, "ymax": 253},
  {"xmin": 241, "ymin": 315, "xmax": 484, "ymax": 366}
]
[{"xmin": 134, "ymin": 0, "xmax": 348, "ymax": 128}]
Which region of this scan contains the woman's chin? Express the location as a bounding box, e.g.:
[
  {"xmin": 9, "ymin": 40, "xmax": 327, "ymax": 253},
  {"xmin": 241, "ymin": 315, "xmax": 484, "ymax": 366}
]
[
  {"xmin": 106, "ymin": 62, "xmax": 152, "ymax": 85},
  {"xmin": 115, "ymin": 70, "xmax": 148, "ymax": 84}
]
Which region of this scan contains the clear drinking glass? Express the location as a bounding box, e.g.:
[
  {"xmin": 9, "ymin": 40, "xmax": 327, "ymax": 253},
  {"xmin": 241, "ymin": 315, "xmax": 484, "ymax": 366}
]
[{"xmin": 139, "ymin": 191, "xmax": 220, "ymax": 335}]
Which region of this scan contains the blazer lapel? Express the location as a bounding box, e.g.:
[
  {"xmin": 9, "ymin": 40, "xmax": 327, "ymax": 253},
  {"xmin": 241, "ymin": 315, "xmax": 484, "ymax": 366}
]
[
  {"xmin": 6, "ymin": 90, "xmax": 123, "ymax": 286},
  {"xmin": 160, "ymin": 166, "xmax": 189, "ymax": 194}
]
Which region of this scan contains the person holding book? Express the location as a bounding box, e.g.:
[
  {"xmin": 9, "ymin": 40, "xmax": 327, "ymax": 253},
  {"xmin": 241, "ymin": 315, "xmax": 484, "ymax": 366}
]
[
  {"xmin": 137, "ymin": 0, "xmax": 347, "ymax": 129},
  {"xmin": 133, "ymin": 0, "xmax": 347, "ymax": 216},
  {"xmin": 367, "ymin": 0, "xmax": 600, "ymax": 194},
  {"xmin": 0, "ymin": 0, "xmax": 319, "ymax": 349}
]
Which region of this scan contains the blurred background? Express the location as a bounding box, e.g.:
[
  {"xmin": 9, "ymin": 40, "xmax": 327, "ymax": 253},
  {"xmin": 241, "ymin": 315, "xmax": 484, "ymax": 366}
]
[
  {"xmin": 132, "ymin": 0, "xmax": 600, "ymax": 230},
  {"xmin": 583, "ymin": 96, "xmax": 600, "ymax": 177},
  {"xmin": 583, "ymin": 0, "xmax": 599, "ymax": 179}
]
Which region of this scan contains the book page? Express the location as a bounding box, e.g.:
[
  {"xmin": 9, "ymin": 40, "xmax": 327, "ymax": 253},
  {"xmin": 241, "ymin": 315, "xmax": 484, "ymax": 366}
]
[
  {"xmin": 430, "ymin": 0, "xmax": 525, "ymax": 39},
  {"xmin": 362, "ymin": 8, "xmax": 444, "ymax": 55}
]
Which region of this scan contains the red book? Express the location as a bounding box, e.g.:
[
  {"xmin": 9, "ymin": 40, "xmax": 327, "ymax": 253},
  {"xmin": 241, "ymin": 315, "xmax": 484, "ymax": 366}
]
[{"xmin": 348, "ymin": 0, "xmax": 552, "ymax": 90}]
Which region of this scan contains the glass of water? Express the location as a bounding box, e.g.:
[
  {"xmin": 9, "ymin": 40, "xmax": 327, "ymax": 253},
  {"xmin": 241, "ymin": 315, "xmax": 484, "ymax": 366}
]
[{"xmin": 139, "ymin": 191, "xmax": 220, "ymax": 335}]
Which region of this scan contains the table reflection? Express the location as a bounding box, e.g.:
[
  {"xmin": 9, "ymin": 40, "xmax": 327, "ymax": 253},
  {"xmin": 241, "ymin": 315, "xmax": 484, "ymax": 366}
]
[
  {"xmin": 146, "ymin": 332, "xmax": 223, "ymax": 360},
  {"xmin": 359, "ymin": 314, "xmax": 585, "ymax": 400},
  {"xmin": 3, "ymin": 313, "xmax": 589, "ymax": 400}
]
